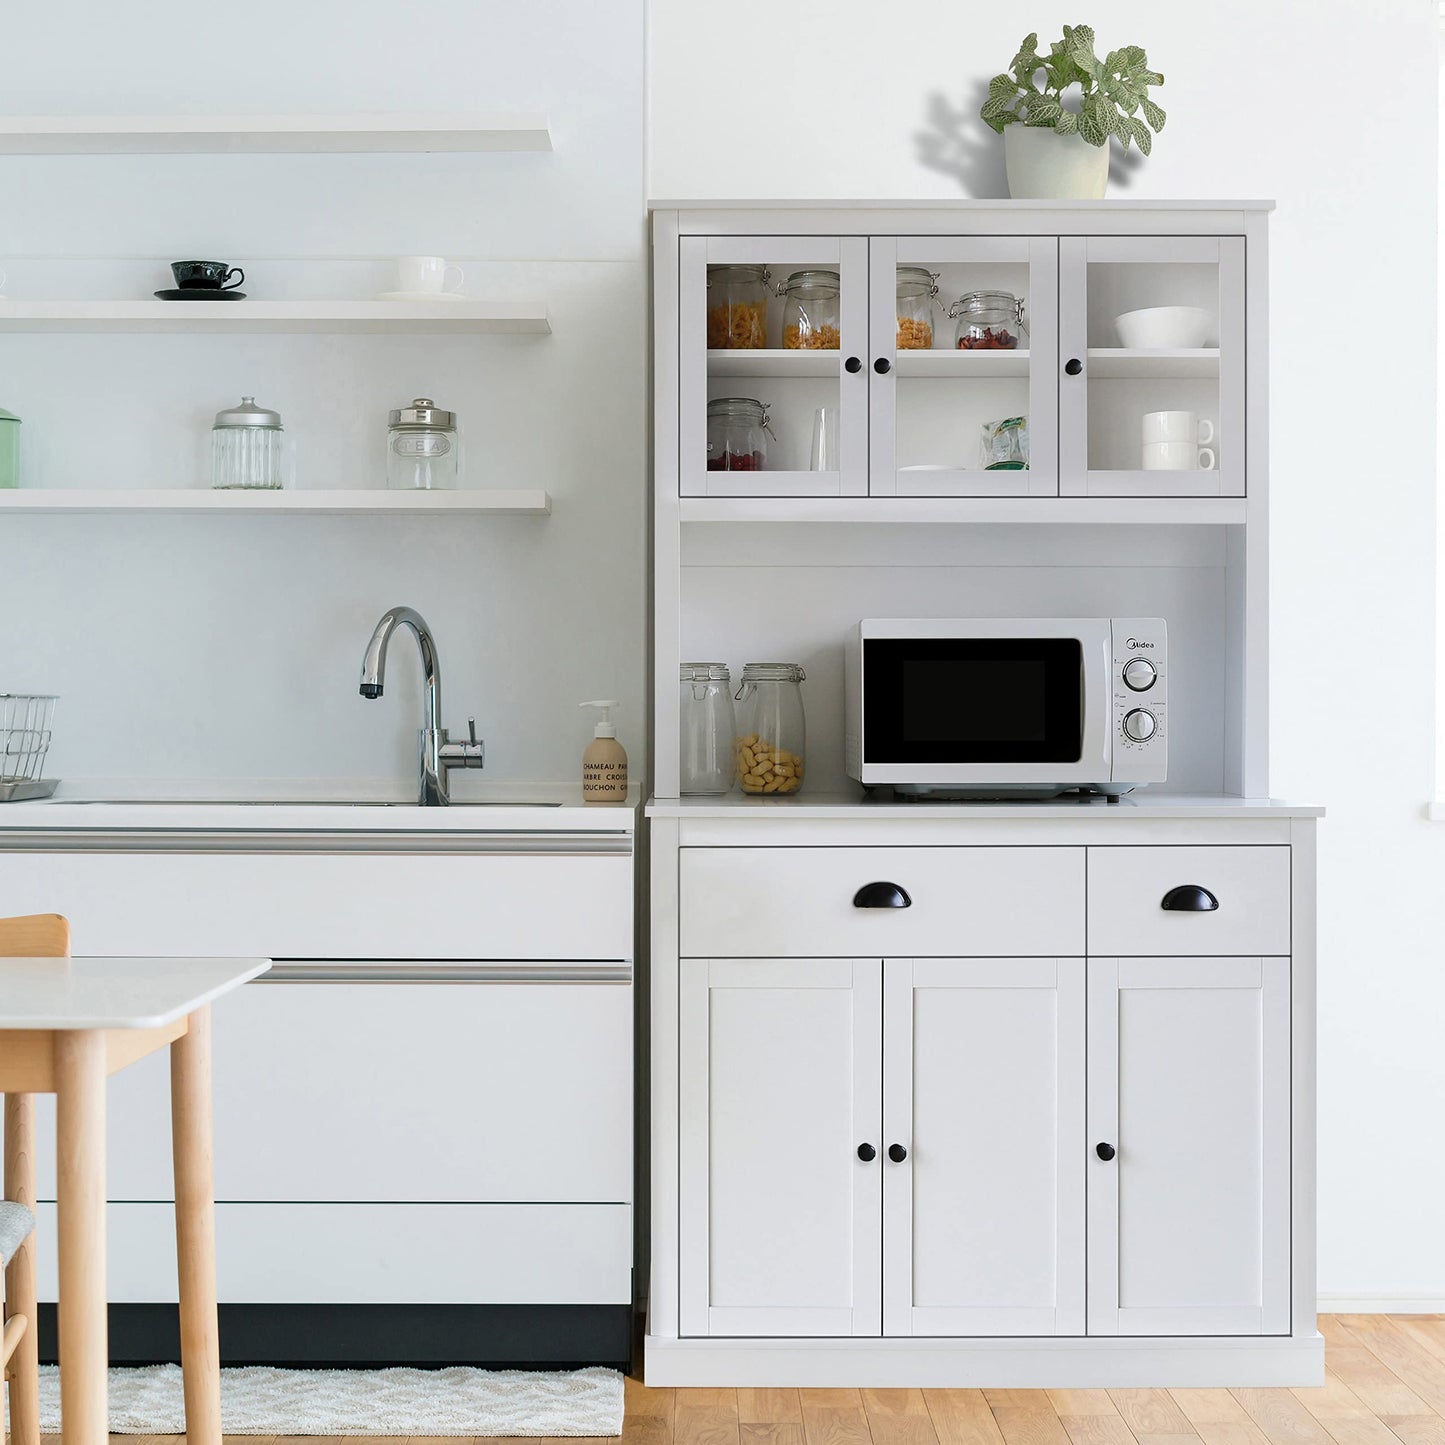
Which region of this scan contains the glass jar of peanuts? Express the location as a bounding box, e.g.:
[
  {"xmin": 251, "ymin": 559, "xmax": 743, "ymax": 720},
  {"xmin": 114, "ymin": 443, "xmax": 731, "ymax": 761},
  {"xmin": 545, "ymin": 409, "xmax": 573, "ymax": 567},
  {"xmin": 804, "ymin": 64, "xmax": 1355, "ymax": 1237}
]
[
  {"xmin": 734, "ymin": 662, "xmax": 806, "ymax": 796},
  {"xmin": 950, "ymin": 290, "xmax": 1027, "ymax": 350},
  {"xmin": 778, "ymin": 270, "xmax": 841, "ymax": 350},
  {"xmin": 896, "ymin": 266, "xmax": 939, "ymax": 349},
  {"xmin": 706, "ymin": 264, "xmax": 770, "ymax": 350}
]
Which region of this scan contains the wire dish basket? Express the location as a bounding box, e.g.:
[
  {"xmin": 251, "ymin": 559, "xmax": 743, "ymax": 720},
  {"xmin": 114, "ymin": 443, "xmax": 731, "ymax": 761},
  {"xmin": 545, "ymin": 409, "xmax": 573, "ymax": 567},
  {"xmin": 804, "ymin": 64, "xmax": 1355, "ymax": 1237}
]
[{"xmin": 0, "ymin": 693, "xmax": 59, "ymax": 801}]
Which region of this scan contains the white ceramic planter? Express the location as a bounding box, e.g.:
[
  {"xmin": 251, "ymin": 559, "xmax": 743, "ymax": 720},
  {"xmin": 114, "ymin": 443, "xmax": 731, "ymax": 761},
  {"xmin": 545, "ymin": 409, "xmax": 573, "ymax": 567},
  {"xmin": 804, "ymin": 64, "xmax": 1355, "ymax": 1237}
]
[{"xmin": 1004, "ymin": 123, "xmax": 1109, "ymax": 200}]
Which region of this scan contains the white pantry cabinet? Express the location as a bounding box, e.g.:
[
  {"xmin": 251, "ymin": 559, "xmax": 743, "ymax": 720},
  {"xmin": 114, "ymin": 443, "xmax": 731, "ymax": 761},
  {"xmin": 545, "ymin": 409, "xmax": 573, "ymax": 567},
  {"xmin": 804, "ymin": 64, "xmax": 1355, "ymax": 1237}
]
[{"xmin": 647, "ymin": 806, "xmax": 1320, "ymax": 1387}]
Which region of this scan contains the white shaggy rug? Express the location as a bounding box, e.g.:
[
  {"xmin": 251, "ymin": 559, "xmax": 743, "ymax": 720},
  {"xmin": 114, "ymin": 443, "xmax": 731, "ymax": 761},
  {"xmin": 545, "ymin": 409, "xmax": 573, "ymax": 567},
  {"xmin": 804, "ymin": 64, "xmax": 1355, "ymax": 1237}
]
[{"xmin": 29, "ymin": 1363, "xmax": 624, "ymax": 1436}]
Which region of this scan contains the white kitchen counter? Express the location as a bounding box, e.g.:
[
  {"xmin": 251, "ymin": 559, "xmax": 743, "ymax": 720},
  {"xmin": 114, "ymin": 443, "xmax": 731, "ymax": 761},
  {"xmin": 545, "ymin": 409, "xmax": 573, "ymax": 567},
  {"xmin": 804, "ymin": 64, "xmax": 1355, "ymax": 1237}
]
[
  {"xmin": 647, "ymin": 792, "xmax": 1322, "ymax": 820},
  {"xmin": 0, "ymin": 780, "xmax": 640, "ymax": 836}
]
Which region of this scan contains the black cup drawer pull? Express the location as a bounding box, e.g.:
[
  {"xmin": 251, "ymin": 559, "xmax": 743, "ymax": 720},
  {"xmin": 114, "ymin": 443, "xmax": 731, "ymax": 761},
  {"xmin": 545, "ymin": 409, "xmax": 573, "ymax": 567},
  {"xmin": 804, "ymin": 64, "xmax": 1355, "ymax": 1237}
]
[
  {"xmin": 1161, "ymin": 884, "xmax": 1219, "ymax": 912},
  {"xmin": 853, "ymin": 881, "xmax": 912, "ymax": 909}
]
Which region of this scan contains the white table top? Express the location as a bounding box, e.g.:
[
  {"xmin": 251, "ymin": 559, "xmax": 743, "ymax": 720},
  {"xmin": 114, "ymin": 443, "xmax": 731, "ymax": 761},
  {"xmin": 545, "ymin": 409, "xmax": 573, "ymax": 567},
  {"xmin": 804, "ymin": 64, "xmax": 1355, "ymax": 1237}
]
[{"xmin": 0, "ymin": 956, "xmax": 271, "ymax": 1030}]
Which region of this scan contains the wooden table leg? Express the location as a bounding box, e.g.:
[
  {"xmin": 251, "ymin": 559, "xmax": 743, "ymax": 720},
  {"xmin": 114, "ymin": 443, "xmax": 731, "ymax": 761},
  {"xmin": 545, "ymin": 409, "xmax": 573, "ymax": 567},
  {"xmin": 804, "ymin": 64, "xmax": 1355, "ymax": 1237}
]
[
  {"xmin": 55, "ymin": 1030, "xmax": 108, "ymax": 1445},
  {"xmin": 172, "ymin": 1006, "xmax": 222, "ymax": 1445},
  {"xmin": 4, "ymin": 1092, "xmax": 41, "ymax": 1445}
]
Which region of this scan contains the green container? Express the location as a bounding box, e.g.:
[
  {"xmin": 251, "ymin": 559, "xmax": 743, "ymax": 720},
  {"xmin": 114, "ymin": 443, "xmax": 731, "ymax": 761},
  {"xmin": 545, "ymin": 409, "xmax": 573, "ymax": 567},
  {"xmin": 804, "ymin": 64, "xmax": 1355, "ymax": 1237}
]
[{"xmin": 0, "ymin": 408, "xmax": 19, "ymax": 489}]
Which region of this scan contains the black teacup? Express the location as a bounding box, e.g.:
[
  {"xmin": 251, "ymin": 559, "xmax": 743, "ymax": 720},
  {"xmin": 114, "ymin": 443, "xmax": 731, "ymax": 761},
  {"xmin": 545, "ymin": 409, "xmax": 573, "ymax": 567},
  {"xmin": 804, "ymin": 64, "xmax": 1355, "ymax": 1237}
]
[{"xmin": 171, "ymin": 260, "xmax": 245, "ymax": 291}]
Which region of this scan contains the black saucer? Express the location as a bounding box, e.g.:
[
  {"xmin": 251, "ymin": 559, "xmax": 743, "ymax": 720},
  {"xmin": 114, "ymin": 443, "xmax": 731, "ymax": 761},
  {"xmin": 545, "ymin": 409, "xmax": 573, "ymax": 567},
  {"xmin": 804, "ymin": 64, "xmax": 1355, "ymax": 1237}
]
[{"xmin": 153, "ymin": 288, "xmax": 247, "ymax": 301}]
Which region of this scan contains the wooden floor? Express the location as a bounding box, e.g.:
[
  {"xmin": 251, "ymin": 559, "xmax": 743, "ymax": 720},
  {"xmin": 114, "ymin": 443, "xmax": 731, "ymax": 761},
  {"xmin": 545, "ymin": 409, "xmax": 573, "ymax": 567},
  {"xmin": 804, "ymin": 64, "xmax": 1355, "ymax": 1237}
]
[{"xmin": 24, "ymin": 1317, "xmax": 1445, "ymax": 1445}]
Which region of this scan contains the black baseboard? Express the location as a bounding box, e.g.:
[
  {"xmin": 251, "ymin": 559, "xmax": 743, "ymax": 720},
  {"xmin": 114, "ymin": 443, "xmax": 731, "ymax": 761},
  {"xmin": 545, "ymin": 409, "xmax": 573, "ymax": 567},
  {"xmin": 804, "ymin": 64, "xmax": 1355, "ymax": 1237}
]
[{"xmin": 36, "ymin": 1304, "xmax": 632, "ymax": 1371}]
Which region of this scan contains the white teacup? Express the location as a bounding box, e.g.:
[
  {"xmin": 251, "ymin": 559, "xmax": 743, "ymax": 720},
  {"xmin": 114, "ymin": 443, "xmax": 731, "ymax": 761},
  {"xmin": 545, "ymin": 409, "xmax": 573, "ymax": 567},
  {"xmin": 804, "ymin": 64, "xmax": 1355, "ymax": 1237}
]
[
  {"xmin": 396, "ymin": 256, "xmax": 465, "ymax": 295},
  {"xmin": 1142, "ymin": 410, "xmax": 1215, "ymax": 446},
  {"xmin": 1143, "ymin": 440, "xmax": 1216, "ymax": 471}
]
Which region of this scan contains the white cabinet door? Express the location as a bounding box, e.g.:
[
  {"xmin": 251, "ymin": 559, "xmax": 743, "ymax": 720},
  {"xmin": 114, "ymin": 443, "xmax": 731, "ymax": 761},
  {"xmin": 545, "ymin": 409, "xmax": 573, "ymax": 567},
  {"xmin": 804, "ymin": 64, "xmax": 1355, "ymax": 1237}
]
[
  {"xmin": 1087, "ymin": 956, "xmax": 1290, "ymax": 1336},
  {"xmin": 868, "ymin": 236, "xmax": 1059, "ymax": 497},
  {"xmin": 679, "ymin": 234, "xmax": 870, "ymax": 497},
  {"xmin": 1058, "ymin": 235, "xmax": 1246, "ymax": 498},
  {"xmin": 882, "ymin": 958, "xmax": 1085, "ymax": 1336},
  {"xmin": 679, "ymin": 958, "xmax": 882, "ymax": 1337}
]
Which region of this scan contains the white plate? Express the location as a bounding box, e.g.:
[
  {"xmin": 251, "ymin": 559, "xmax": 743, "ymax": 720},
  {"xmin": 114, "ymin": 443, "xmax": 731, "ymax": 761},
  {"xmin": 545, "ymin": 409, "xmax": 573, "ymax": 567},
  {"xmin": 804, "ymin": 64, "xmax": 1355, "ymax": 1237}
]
[{"xmin": 374, "ymin": 290, "xmax": 470, "ymax": 303}]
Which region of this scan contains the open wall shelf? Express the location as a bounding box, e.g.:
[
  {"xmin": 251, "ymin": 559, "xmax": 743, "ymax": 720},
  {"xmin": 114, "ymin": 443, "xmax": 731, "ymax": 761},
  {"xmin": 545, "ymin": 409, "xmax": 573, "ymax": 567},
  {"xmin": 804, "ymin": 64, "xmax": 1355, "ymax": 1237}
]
[
  {"xmin": 0, "ymin": 301, "xmax": 551, "ymax": 334},
  {"xmin": 0, "ymin": 489, "xmax": 552, "ymax": 515},
  {"xmin": 0, "ymin": 113, "xmax": 553, "ymax": 155}
]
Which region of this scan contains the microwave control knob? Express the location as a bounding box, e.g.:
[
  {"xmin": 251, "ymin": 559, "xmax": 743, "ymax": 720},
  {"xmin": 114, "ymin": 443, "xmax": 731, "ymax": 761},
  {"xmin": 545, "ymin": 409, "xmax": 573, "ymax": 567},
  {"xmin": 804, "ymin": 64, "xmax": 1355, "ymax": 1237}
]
[
  {"xmin": 1122, "ymin": 658, "xmax": 1157, "ymax": 692},
  {"xmin": 1123, "ymin": 708, "xmax": 1158, "ymax": 742}
]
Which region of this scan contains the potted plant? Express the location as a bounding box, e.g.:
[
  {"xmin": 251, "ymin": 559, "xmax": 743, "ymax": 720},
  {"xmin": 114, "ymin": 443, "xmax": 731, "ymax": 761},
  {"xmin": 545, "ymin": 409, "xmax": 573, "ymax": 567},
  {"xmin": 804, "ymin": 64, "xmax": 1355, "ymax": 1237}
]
[{"xmin": 980, "ymin": 25, "xmax": 1165, "ymax": 200}]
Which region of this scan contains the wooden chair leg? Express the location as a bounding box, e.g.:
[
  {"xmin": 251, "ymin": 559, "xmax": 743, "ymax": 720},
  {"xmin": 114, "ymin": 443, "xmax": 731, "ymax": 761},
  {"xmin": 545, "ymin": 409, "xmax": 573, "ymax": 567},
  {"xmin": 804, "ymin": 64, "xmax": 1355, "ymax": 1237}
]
[{"xmin": 5, "ymin": 1092, "xmax": 41, "ymax": 1445}]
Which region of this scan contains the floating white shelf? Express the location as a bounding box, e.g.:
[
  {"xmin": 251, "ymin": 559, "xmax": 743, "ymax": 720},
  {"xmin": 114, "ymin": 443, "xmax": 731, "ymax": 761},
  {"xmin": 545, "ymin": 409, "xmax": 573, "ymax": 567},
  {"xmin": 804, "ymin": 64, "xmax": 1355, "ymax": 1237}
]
[
  {"xmin": 1087, "ymin": 348, "xmax": 1220, "ymax": 379},
  {"xmin": 0, "ymin": 300, "xmax": 550, "ymax": 335},
  {"xmin": 0, "ymin": 489, "xmax": 552, "ymax": 516},
  {"xmin": 679, "ymin": 496, "xmax": 1246, "ymax": 525},
  {"xmin": 0, "ymin": 112, "xmax": 552, "ymax": 155},
  {"xmin": 705, "ymin": 349, "xmax": 1030, "ymax": 379}
]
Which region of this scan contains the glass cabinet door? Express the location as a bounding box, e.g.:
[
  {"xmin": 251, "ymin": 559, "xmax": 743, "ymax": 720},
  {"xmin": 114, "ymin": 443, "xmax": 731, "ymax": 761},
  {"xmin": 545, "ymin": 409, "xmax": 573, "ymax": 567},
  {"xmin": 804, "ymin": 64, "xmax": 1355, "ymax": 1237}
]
[
  {"xmin": 868, "ymin": 237, "xmax": 1058, "ymax": 497},
  {"xmin": 1058, "ymin": 236, "xmax": 1246, "ymax": 497},
  {"xmin": 678, "ymin": 235, "xmax": 869, "ymax": 497}
]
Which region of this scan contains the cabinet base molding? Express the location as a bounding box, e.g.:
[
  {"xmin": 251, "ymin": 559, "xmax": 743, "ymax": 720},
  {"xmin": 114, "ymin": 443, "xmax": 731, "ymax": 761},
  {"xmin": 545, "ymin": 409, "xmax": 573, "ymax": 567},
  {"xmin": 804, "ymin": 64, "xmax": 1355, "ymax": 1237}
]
[
  {"xmin": 36, "ymin": 1303, "xmax": 633, "ymax": 1370},
  {"xmin": 642, "ymin": 1331, "xmax": 1324, "ymax": 1388}
]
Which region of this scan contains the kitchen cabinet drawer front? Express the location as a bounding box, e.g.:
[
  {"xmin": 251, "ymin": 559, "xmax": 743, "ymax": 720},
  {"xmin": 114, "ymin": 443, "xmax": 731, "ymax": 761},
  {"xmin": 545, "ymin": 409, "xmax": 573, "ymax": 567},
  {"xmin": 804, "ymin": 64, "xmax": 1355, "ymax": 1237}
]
[
  {"xmin": 0, "ymin": 849, "xmax": 631, "ymax": 959},
  {"xmin": 679, "ymin": 847, "xmax": 1084, "ymax": 958},
  {"xmin": 26, "ymin": 976, "xmax": 632, "ymax": 1204},
  {"xmin": 35, "ymin": 1202, "xmax": 632, "ymax": 1304},
  {"xmin": 1087, "ymin": 846, "xmax": 1290, "ymax": 956}
]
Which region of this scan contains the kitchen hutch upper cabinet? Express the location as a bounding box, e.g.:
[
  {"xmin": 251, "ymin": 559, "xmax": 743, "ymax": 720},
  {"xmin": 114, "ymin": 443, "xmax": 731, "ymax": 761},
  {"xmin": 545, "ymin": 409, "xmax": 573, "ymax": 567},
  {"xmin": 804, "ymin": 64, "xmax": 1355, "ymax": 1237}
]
[
  {"xmin": 675, "ymin": 223, "xmax": 1249, "ymax": 500},
  {"xmin": 1087, "ymin": 956, "xmax": 1291, "ymax": 1336}
]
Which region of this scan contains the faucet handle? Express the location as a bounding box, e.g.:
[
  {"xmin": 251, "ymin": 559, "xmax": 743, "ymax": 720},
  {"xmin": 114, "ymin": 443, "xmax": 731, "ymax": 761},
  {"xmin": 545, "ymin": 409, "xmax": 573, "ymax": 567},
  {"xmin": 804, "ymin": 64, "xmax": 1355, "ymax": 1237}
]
[
  {"xmin": 440, "ymin": 717, "xmax": 485, "ymax": 772},
  {"xmin": 468, "ymin": 717, "xmax": 478, "ymax": 746}
]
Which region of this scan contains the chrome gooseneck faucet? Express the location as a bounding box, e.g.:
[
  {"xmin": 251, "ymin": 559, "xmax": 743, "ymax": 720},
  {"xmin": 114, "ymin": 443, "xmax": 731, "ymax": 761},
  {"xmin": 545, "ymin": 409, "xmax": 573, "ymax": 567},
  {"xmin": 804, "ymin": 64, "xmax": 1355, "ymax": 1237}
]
[{"xmin": 358, "ymin": 605, "xmax": 483, "ymax": 805}]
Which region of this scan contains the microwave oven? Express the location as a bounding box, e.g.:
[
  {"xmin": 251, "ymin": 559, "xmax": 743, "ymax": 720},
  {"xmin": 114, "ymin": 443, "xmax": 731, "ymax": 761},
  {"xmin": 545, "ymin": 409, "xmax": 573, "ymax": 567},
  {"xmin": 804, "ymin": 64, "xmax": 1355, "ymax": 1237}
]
[{"xmin": 844, "ymin": 617, "xmax": 1167, "ymax": 798}]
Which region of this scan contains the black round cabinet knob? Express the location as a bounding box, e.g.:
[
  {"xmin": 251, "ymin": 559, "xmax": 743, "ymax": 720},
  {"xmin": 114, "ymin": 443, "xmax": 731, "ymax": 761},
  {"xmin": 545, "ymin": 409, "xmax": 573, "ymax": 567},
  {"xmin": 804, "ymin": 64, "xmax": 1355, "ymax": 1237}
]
[
  {"xmin": 857, "ymin": 1143, "xmax": 877, "ymax": 1162},
  {"xmin": 844, "ymin": 356, "xmax": 863, "ymax": 373},
  {"xmin": 1096, "ymin": 1142, "xmax": 1117, "ymax": 1161},
  {"xmin": 874, "ymin": 357, "xmax": 892, "ymax": 374},
  {"xmin": 1064, "ymin": 357, "xmax": 1084, "ymax": 376},
  {"xmin": 888, "ymin": 1143, "xmax": 908, "ymax": 1163}
]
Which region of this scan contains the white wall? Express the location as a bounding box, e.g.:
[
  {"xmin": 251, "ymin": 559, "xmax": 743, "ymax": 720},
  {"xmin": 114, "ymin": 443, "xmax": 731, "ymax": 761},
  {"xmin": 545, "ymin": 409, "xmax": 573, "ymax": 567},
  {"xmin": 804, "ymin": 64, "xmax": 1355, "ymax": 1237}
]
[
  {"xmin": 650, "ymin": 0, "xmax": 1445, "ymax": 1303},
  {"xmin": 0, "ymin": 0, "xmax": 647, "ymax": 787}
]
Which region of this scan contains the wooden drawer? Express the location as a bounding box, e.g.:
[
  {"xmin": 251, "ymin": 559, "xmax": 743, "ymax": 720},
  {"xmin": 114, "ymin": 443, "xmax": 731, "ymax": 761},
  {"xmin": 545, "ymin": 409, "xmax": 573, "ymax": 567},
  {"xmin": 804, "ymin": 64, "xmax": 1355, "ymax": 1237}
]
[
  {"xmin": 1087, "ymin": 846, "xmax": 1291, "ymax": 956},
  {"xmin": 679, "ymin": 847, "xmax": 1084, "ymax": 957},
  {"xmin": 0, "ymin": 847, "xmax": 631, "ymax": 960},
  {"xmin": 36, "ymin": 1201, "xmax": 632, "ymax": 1304},
  {"xmin": 26, "ymin": 974, "xmax": 632, "ymax": 1204}
]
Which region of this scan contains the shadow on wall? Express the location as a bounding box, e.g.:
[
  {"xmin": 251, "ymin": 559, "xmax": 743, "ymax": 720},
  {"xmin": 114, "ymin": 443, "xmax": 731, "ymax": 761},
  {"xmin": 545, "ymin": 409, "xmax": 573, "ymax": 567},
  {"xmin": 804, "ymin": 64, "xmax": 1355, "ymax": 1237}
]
[{"xmin": 914, "ymin": 79, "xmax": 1144, "ymax": 196}]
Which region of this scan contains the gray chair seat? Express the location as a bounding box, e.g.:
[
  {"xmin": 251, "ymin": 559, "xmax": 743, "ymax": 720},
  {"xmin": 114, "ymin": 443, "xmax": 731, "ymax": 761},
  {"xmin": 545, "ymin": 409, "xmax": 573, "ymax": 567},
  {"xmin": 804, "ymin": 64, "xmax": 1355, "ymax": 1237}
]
[{"xmin": 0, "ymin": 1199, "xmax": 35, "ymax": 1265}]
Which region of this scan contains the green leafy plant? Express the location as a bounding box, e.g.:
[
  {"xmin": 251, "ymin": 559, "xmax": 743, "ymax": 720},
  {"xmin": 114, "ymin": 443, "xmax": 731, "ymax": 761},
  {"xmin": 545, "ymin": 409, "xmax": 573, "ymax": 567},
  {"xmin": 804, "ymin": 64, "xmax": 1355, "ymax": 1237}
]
[{"xmin": 981, "ymin": 25, "xmax": 1165, "ymax": 153}]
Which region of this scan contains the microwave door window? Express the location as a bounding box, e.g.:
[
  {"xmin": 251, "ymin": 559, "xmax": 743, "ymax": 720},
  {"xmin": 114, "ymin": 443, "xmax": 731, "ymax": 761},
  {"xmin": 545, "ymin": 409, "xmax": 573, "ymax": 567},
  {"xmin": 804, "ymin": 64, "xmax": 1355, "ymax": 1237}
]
[{"xmin": 864, "ymin": 638, "xmax": 1085, "ymax": 764}]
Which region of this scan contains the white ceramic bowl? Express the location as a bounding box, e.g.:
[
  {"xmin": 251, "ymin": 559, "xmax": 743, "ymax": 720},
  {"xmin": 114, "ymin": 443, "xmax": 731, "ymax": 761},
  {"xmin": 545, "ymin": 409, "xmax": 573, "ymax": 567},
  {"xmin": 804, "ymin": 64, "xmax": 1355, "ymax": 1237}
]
[{"xmin": 1114, "ymin": 305, "xmax": 1214, "ymax": 349}]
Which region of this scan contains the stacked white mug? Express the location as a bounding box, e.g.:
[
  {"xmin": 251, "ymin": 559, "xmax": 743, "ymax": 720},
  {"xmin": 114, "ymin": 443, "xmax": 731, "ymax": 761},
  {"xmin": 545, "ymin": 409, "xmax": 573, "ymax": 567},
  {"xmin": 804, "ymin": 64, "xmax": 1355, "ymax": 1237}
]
[{"xmin": 1142, "ymin": 411, "xmax": 1215, "ymax": 470}]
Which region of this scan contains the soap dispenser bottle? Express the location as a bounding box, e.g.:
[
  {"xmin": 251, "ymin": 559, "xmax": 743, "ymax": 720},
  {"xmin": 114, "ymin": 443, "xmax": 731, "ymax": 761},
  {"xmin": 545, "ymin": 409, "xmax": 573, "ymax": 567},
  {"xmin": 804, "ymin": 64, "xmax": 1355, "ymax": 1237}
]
[{"xmin": 580, "ymin": 700, "xmax": 628, "ymax": 804}]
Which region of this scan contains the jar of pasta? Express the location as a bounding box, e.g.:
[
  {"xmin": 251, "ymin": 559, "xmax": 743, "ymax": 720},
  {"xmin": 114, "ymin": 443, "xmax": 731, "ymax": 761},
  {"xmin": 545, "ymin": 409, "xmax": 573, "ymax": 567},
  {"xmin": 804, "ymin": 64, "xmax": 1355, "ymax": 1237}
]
[
  {"xmin": 734, "ymin": 662, "xmax": 806, "ymax": 796},
  {"xmin": 706, "ymin": 264, "xmax": 770, "ymax": 350},
  {"xmin": 706, "ymin": 397, "xmax": 771, "ymax": 472},
  {"xmin": 896, "ymin": 266, "xmax": 939, "ymax": 349},
  {"xmin": 778, "ymin": 270, "xmax": 841, "ymax": 350}
]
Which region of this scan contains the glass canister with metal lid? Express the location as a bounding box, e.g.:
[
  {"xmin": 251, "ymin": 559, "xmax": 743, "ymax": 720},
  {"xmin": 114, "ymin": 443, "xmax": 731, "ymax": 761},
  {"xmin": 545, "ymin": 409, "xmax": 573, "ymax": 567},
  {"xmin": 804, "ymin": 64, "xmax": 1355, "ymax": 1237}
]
[
  {"xmin": 778, "ymin": 269, "xmax": 841, "ymax": 350},
  {"xmin": 734, "ymin": 662, "xmax": 806, "ymax": 795},
  {"xmin": 950, "ymin": 290, "xmax": 1027, "ymax": 350},
  {"xmin": 706, "ymin": 397, "xmax": 771, "ymax": 472},
  {"xmin": 706, "ymin": 264, "xmax": 770, "ymax": 349},
  {"xmin": 680, "ymin": 663, "xmax": 735, "ymax": 796},
  {"xmin": 896, "ymin": 266, "xmax": 940, "ymax": 349},
  {"xmin": 211, "ymin": 396, "xmax": 288, "ymax": 490},
  {"xmin": 387, "ymin": 397, "xmax": 458, "ymax": 490}
]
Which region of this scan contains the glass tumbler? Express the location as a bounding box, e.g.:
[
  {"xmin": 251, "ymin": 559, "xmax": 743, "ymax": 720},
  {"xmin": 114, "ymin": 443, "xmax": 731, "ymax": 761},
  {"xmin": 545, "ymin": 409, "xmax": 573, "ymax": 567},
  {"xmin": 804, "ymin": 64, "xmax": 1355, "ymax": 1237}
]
[{"xmin": 680, "ymin": 663, "xmax": 735, "ymax": 796}]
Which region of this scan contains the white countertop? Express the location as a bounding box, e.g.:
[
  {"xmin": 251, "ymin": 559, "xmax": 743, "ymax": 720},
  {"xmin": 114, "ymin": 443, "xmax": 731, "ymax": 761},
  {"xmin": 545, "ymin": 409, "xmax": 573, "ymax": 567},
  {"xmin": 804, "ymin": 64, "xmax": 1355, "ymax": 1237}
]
[
  {"xmin": 0, "ymin": 780, "xmax": 640, "ymax": 834},
  {"xmin": 647, "ymin": 792, "xmax": 1324, "ymax": 820},
  {"xmin": 0, "ymin": 955, "xmax": 270, "ymax": 1029}
]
